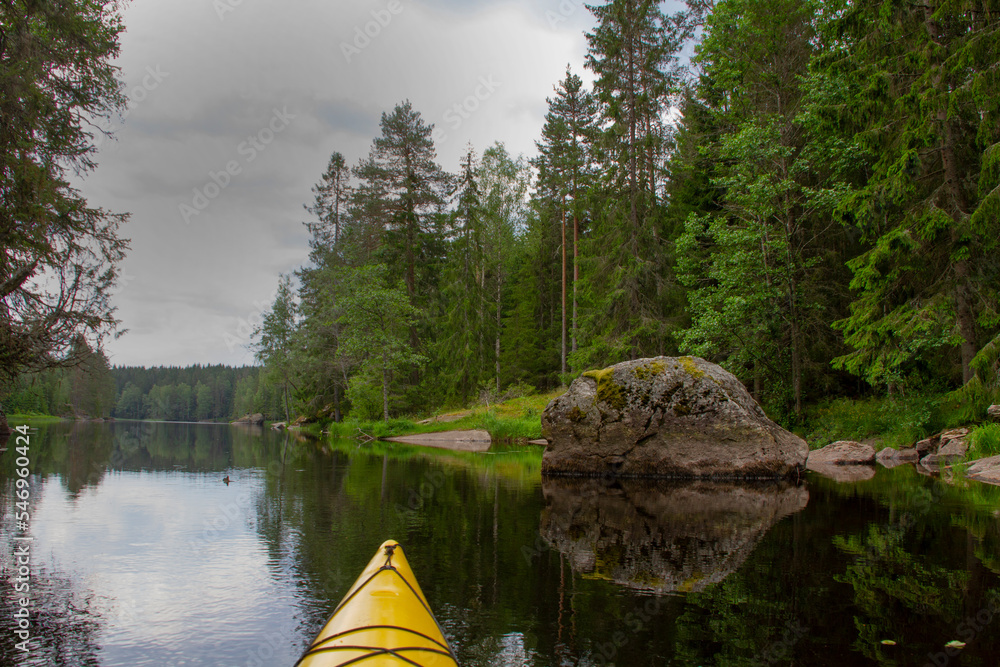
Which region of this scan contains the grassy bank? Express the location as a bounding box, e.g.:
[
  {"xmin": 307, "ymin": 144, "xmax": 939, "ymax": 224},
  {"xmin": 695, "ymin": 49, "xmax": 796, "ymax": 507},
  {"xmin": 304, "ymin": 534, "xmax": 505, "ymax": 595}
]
[
  {"xmin": 800, "ymin": 386, "xmax": 1000, "ymax": 452},
  {"xmin": 324, "ymin": 389, "xmax": 563, "ymax": 442},
  {"xmin": 5, "ymin": 413, "xmax": 64, "ymax": 423}
]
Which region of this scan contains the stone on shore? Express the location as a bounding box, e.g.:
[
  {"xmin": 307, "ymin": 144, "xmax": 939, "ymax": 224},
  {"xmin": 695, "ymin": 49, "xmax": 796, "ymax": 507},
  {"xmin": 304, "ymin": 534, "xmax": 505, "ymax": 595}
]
[
  {"xmin": 384, "ymin": 429, "xmax": 491, "ymax": 452},
  {"xmin": 807, "ymin": 441, "xmax": 876, "ymax": 466},
  {"xmin": 966, "ymin": 455, "xmax": 1000, "ymax": 485},
  {"xmin": 540, "ymin": 356, "xmax": 808, "ymax": 479},
  {"xmin": 232, "ymin": 413, "xmax": 264, "ymax": 426},
  {"xmin": 920, "ymin": 428, "xmax": 969, "ymax": 467}
]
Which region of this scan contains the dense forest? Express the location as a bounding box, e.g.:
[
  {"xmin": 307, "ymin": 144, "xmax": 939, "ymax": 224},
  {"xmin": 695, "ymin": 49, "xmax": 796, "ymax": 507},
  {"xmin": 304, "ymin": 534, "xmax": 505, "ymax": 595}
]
[
  {"xmin": 245, "ymin": 0, "xmax": 999, "ymax": 424},
  {"xmin": 3, "ymin": 0, "xmax": 998, "ymax": 427}
]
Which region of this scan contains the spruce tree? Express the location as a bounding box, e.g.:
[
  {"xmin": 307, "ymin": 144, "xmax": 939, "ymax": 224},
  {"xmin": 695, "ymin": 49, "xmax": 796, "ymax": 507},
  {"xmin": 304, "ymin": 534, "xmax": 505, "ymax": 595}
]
[{"xmin": 817, "ymin": 0, "xmax": 1000, "ymax": 388}]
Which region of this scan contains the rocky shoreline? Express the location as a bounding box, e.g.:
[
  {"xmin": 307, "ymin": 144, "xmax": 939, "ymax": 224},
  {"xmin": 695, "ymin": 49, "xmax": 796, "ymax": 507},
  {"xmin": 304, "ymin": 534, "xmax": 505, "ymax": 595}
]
[{"xmin": 806, "ymin": 415, "xmax": 1000, "ymax": 486}]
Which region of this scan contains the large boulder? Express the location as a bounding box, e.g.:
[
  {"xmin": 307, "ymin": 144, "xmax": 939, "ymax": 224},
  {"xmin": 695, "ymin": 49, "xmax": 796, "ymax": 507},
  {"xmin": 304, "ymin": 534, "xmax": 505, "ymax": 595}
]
[
  {"xmin": 807, "ymin": 441, "xmax": 876, "ymax": 466},
  {"xmin": 541, "ymin": 356, "xmax": 808, "ymax": 478}
]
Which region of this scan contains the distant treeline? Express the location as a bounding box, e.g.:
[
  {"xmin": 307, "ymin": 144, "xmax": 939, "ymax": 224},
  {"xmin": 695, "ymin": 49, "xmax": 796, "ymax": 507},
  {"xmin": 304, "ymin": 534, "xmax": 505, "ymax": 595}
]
[
  {"xmin": 112, "ymin": 365, "xmax": 272, "ymax": 421},
  {"xmin": 5, "ymin": 354, "xmax": 293, "ymax": 421}
]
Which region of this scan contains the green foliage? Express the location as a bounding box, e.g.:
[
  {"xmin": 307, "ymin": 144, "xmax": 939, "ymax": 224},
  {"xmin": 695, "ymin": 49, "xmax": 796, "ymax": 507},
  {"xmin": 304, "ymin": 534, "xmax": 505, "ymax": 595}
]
[
  {"xmin": 339, "ymin": 264, "xmax": 426, "ymax": 421},
  {"xmin": 344, "ymin": 372, "xmax": 385, "ymax": 422}
]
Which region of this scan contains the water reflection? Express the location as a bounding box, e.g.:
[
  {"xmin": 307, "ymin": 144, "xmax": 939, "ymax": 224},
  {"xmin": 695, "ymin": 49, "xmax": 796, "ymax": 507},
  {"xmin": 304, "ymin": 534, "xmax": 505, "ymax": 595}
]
[
  {"xmin": 3, "ymin": 422, "xmax": 1000, "ymax": 666},
  {"xmin": 541, "ymin": 478, "xmax": 809, "ymax": 593}
]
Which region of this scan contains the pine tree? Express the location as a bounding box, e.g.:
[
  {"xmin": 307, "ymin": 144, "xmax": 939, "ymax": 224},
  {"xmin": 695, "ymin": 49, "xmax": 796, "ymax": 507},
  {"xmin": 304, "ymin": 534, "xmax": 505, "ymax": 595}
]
[
  {"xmin": 305, "ymin": 152, "xmax": 352, "ymax": 252},
  {"xmin": 533, "ymin": 66, "xmax": 599, "ymax": 376},
  {"xmin": 579, "ymin": 0, "xmax": 686, "ymax": 364},
  {"xmin": 353, "ymin": 101, "xmax": 451, "ymax": 306}
]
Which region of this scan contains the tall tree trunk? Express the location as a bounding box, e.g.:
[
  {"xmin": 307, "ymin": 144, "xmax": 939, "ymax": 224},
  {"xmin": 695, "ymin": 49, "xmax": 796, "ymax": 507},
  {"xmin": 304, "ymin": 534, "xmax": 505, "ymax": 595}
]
[
  {"xmin": 954, "ymin": 263, "xmax": 977, "ymax": 383},
  {"xmin": 0, "ymin": 401, "xmax": 10, "ymax": 438},
  {"xmin": 282, "ymin": 376, "xmax": 290, "ymax": 424},
  {"xmin": 572, "ymin": 210, "xmax": 579, "ymax": 356},
  {"xmin": 333, "ymin": 382, "xmax": 341, "ymax": 423},
  {"xmin": 561, "ymin": 207, "xmax": 567, "ymax": 377},
  {"xmin": 382, "ymin": 364, "xmax": 390, "ymax": 422},
  {"xmin": 789, "ymin": 302, "xmax": 802, "ymax": 418},
  {"xmin": 627, "ymin": 23, "xmax": 638, "ymax": 236},
  {"xmin": 925, "ymin": 2, "xmax": 976, "ymax": 383},
  {"xmin": 496, "ymin": 284, "xmax": 502, "ymax": 395}
]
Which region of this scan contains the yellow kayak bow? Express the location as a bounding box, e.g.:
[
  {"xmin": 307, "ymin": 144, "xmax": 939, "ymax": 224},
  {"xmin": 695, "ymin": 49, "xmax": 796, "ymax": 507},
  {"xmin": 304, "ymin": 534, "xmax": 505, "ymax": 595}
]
[{"xmin": 296, "ymin": 540, "xmax": 459, "ymax": 666}]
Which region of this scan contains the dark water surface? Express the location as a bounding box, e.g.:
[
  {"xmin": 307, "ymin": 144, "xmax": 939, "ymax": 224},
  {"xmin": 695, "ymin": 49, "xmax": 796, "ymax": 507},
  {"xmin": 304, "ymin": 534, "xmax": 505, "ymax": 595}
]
[{"xmin": 2, "ymin": 421, "xmax": 999, "ymax": 666}]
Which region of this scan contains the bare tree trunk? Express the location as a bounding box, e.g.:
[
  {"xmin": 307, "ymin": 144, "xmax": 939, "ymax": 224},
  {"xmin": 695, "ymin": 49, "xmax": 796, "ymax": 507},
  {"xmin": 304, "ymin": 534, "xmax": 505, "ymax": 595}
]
[
  {"xmin": 333, "ymin": 383, "xmax": 341, "ymax": 422},
  {"xmin": 282, "ymin": 377, "xmax": 291, "ymax": 424},
  {"xmin": 561, "ymin": 207, "xmax": 567, "ymax": 377},
  {"xmin": 496, "ymin": 287, "xmax": 502, "ymax": 395},
  {"xmin": 0, "ymin": 401, "xmax": 10, "ymax": 438},
  {"xmin": 925, "ymin": 3, "xmax": 976, "ymax": 383},
  {"xmin": 572, "ymin": 210, "xmax": 579, "ymax": 357},
  {"xmin": 382, "ymin": 363, "xmax": 390, "ymax": 422}
]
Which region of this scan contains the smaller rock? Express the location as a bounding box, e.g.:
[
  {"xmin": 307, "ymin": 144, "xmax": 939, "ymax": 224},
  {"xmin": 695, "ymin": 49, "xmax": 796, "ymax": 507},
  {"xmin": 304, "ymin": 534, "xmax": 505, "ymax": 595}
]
[
  {"xmin": 987, "ymin": 405, "xmax": 1000, "ymax": 423},
  {"xmin": 271, "ymin": 422, "xmax": 286, "ymax": 430},
  {"xmin": 876, "ymin": 447, "xmax": 919, "ymax": 468},
  {"xmin": 528, "ymin": 439, "xmax": 549, "ymax": 446},
  {"xmin": 915, "ymin": 436, "xmax": 938, "ymax": 454},
  {"xmin": 921, "ymin": 437, "xmax": 969, "ymax": 468},
  {"xmin": 966, "ymin": 455, "xmax": 1000, "ymax": 486},
  {"xmin": 808, "ymin": 441, "xmax": 876, "ymax": 466},
  {"xmin": 938, "ymin": 428, "xmax": 969, "ymax": 447}
]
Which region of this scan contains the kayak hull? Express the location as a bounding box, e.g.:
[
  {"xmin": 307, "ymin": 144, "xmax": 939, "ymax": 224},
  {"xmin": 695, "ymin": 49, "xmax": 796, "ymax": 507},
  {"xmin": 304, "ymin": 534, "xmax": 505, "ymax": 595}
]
[{"xmin": 296, "ymin": 540, "xmax": 459, "ymax": 667}]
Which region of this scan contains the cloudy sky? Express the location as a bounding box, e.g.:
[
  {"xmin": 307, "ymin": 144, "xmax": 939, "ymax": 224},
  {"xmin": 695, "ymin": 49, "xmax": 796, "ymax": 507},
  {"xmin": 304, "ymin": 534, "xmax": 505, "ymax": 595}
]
[{"xmin": 79, "ymin": 0, "xmax": 679, "ymax": 368}]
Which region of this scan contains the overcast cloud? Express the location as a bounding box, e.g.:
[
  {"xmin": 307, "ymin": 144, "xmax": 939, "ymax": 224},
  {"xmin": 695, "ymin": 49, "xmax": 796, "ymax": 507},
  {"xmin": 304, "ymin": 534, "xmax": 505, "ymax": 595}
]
[{"xmin": 77, "ymin": 0, "xmax": 677, "ymax": 368}]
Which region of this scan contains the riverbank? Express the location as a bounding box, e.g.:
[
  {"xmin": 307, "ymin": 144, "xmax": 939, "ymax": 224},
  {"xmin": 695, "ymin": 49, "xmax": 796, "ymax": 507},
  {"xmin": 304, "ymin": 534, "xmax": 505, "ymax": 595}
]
[
  {"xmin": 324, "ymin": 389, "xmax": 564, "ymax": 443},
  {"xmin": 801, "ymin": 389, "xmax": 999, "ymax": 454},
  {"xmin": 6, "ymin": 413, "xmax": 66, "ymax": 423}
]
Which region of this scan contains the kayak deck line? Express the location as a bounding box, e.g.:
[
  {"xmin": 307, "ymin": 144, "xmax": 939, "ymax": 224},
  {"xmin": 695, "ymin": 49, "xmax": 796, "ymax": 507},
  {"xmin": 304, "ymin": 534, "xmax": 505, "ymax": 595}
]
[{"xmin": 296, "ymin": 541, "xmax": 460, "ymax": 667}]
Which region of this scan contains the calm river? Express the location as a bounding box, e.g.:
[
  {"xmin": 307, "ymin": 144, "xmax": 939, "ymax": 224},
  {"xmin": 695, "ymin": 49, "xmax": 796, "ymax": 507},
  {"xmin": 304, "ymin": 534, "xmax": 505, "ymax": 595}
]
[{"xmin": 1, "ymin": 421, "xmax": 999, "ymax": 666}]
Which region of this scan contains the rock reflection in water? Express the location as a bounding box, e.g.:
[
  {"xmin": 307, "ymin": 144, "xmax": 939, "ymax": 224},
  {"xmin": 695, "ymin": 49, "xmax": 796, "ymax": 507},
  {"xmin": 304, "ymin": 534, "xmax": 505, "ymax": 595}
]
[{"xmin": 540, "ymin": 477, "xmax": 809, "ymax": 593}]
